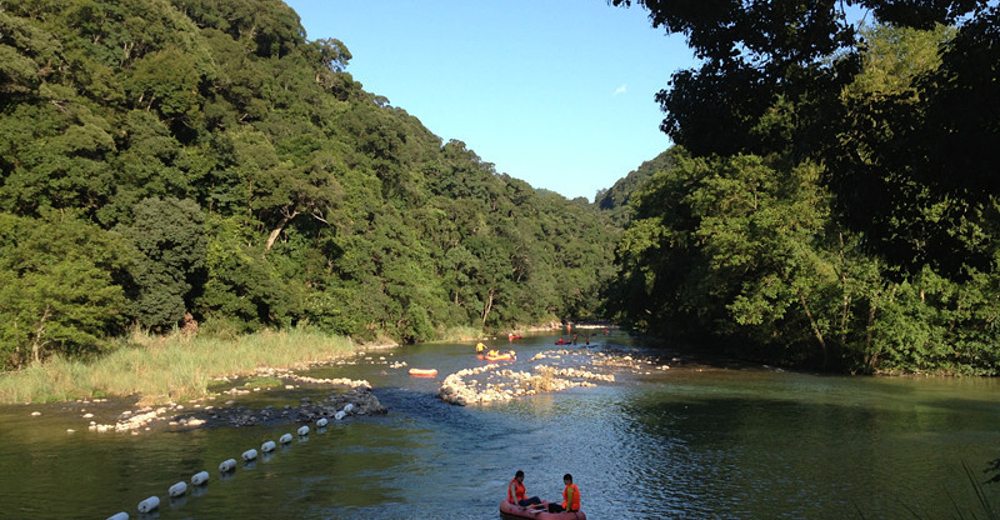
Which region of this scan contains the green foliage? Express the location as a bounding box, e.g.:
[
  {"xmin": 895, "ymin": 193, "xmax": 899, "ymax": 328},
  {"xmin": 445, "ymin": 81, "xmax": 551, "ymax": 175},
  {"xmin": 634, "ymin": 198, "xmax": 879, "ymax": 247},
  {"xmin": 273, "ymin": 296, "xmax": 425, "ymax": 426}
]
[
  {"xmin": 123, "ymin": 197, "xmax": 207, "ymax": 331},
  {"xmin": 0, "ymin": 211, "xmax": 132, "ymax": 369},
  {"xmin": 607, "ymin": 1, "xmax": 1000, "ymax": 373},
  {"xmin": 0, "ymin": 0, "xmax": 621, "ymax": 373}
]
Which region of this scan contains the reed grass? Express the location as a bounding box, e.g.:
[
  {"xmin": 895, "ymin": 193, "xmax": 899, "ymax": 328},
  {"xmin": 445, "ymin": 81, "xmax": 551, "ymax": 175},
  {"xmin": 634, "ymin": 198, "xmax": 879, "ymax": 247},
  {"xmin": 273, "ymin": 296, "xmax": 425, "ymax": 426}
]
[
  {"xmin": 429, "ymin": 325, "xmax": 483, "ymax": 343},
  {"xmin": 0, "ymin": 328, "xmax": 359, "ymax": 405}
]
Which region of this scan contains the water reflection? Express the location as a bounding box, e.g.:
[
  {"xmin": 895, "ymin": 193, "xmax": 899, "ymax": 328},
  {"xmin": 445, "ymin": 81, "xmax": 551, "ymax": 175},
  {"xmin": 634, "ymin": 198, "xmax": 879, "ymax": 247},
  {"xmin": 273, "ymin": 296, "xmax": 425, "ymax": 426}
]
[{"xmin": 1, "ymin": 336, "xmax": 999, "ymax": 519}]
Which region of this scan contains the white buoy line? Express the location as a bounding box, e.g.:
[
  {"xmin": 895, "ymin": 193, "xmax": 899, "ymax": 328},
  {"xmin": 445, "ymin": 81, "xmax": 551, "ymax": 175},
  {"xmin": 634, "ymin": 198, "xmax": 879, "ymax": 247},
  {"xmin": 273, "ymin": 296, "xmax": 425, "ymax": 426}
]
[{"xmin": 105, "ymin": 405, "xmax": 358, "ymax": 520}]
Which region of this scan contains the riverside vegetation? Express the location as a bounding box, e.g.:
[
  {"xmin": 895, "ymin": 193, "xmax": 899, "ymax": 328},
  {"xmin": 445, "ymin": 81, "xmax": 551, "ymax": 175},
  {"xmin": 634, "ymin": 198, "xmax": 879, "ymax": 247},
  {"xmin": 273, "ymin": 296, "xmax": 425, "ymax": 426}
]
[{"xmin": 2, "ymin": 0, "xmax": 1000, "ymax": 404}]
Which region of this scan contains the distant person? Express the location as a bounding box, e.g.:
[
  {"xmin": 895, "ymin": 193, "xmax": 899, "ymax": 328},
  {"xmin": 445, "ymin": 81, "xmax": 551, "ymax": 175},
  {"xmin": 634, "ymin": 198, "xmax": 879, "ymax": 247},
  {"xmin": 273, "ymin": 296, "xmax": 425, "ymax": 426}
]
[
  {"xmin": 507, "ymin": 470, "xmax": 543, "ymax": 508},
  {"xmin": 547, "ymin": 473, "xmax": 580, "ymax": 513},
  {"xmin": 476, "ymin": 342, "xmax": 487, "ymax": 353}
]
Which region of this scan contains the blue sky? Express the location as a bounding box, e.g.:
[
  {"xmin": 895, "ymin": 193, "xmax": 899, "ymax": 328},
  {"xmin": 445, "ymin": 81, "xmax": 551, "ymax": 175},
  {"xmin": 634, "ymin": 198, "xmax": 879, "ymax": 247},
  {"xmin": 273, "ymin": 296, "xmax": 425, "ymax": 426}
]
[{"xmin": 283, "ymin": 0, "xmax": 696, "ymax": 201}]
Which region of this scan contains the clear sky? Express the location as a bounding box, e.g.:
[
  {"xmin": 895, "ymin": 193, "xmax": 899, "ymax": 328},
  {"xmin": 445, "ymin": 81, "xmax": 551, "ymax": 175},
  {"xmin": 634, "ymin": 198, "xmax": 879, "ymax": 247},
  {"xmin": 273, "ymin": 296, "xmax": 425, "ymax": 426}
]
[{"xmin": 282, "ymin": 0, "xmax": 696, "ymax": 201}]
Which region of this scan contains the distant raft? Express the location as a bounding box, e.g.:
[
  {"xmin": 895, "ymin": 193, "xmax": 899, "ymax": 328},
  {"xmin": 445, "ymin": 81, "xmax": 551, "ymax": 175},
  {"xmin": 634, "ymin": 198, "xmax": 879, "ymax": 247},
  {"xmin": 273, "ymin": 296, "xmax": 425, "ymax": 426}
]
[
  {"xmin": 485, "ymin": 351, "xmax": 515, "ymax": 362},
  {"xmin": 408, "ymin": 368, "xmax": 438, "ymax": 377}
]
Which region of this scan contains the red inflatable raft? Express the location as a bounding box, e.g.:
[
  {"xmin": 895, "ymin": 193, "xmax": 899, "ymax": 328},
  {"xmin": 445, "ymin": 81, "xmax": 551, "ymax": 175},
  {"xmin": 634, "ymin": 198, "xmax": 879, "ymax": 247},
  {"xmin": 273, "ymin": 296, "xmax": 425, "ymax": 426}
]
[{"xmin": 499, "ymin": 500, "xmax": 586, "ymax": 520}]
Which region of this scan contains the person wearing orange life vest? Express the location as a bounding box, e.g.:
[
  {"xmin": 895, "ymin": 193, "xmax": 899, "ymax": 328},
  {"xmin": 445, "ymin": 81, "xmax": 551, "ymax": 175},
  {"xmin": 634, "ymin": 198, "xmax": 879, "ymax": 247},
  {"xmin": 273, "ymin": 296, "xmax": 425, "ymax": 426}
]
[
  {"xmin": 507, "ymin": 470, "xmax": 543, "ymax": 508},
  {"xmin": 547, "ymin": 473, "xmax": 581, "ymax": 513}
]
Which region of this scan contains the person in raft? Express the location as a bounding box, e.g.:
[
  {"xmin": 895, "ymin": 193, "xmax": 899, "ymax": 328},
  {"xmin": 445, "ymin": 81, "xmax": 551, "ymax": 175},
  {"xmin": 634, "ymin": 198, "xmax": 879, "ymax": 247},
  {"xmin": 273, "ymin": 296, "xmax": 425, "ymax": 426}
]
[
  {"xmin": 508, "ymin": 470, "xmax": 543, "ymax": 508},
  {"xmin": 547, "ymin": 474, "xmax": 581, "ymax": 513}
]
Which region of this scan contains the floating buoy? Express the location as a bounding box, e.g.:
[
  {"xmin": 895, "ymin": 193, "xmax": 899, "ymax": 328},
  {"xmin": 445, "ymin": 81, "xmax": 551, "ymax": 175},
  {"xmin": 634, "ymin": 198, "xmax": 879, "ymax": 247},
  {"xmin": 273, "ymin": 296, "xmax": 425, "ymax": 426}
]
[
  {"xmin": 219, "ymin": 458, "xmax": 237, "ymax": 473},
  {"xmin": 408, "ymin": 368, "xmax": 438, "ymax": 377},
  {"xmin": 279, "ymin": 433, "xmax": 293, "ymax": 444},
  {"xmin": 334, "ymin": 411, "xmax": 346, "ymax": 421},
  {"xmin": 191, "ymin": 471, "xmax": 209, "ymax": 486},
  {"xmin": 316, "ymin": 418, "xmax": 328, "ymax": 427},
  {"xmin": 106, "ymin": 512, "xmax": 129, "ymax": 520},
  {"xmin": 261, "ymin": 440, "xmax": 276, "ymax": 453},
  {"xmin": 168, "ymin": 481, "xmax": 187, "ymax": 498},
  {"xmin": 297, "ymin": 425, "xmax": 309, "ymax": 436},
  {"xmin": 137, "ymin": 496, "xmax": 160, "ymax": 513},
  {"xmin": 241, "ymin": 449, "xmax": 258, "ymax": 461}
]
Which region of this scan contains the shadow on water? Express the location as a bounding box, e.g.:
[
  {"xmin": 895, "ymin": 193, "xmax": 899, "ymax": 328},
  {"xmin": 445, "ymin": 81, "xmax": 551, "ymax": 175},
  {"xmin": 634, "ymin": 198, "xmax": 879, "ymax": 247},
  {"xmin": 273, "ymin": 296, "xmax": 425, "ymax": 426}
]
[{"xmin": 2, "ymin": 335, "xmax": 999, "ymax": 520}]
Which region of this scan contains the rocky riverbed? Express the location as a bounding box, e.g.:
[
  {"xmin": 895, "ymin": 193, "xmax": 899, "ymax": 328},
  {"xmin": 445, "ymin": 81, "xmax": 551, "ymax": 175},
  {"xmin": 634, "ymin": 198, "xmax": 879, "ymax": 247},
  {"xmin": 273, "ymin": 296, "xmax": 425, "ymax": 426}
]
[
  {"xmin": 79, "ymin": 368, "xmax": 385, "ymax": 434},
  {"xmin": 436, "ymin": 347, "xmax": 675, "ymax": 406}
]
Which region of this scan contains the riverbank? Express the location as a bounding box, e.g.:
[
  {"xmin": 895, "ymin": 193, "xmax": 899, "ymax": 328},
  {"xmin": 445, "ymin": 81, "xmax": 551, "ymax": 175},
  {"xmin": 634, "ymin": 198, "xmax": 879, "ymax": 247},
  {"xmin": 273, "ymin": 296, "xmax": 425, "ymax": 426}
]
[{"xmin": 0, "ymin": 328, "xmax": 368, "ymax": 406}]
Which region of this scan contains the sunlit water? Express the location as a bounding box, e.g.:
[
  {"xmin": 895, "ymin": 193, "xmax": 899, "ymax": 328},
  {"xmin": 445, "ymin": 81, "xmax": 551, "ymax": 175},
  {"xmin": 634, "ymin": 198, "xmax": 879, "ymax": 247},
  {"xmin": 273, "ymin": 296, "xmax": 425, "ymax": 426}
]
[{"xmin": 1, "ymin": 332, "xmax": 998, "ymax": 519}]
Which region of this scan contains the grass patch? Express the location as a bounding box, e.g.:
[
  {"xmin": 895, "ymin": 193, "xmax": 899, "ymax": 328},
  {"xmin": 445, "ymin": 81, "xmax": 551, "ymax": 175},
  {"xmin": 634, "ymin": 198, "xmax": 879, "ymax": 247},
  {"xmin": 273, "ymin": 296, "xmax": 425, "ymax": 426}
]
[
  {"xmin": 429, "ymin": 325, "xmax": 483, "ymax": 343},
  {"xmin": 0, "ymin": 328, "xmax": 358, "ymax": 405}
]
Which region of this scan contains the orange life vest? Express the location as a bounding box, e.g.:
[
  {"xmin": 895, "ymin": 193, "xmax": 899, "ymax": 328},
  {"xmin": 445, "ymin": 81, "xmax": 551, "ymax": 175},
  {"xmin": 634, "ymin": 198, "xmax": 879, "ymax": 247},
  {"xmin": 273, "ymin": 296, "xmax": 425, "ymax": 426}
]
[
  {"xmin": 562, "ymin": 483, "xmax": 580, "ymax": 511},
  {"xmin": 508, "ymin": 478, "xmax": 525, "ymax": 503}
]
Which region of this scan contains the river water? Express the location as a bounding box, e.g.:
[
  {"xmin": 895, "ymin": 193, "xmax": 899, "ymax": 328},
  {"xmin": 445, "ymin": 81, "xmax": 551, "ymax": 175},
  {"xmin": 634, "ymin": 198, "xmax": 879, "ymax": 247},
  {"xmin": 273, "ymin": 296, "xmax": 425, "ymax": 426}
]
[{"xmin": 1, "ymin": 332, "xmax": 998, "ymax": 520}]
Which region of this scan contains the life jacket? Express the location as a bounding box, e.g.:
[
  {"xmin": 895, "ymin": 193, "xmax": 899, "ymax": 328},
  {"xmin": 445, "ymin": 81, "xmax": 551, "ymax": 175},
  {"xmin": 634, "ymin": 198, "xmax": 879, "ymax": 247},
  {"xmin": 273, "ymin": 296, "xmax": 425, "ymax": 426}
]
[
  {"xmin": 562, "ymin": 483, "xmax": 580, "ymax": 511},
  {"xmin": 508, "ymin": 478, "xmax": 525, "ymax": 503},
  {"xmin": 476, "ymin": 342, "xmax": 486, "ymax": 352}
]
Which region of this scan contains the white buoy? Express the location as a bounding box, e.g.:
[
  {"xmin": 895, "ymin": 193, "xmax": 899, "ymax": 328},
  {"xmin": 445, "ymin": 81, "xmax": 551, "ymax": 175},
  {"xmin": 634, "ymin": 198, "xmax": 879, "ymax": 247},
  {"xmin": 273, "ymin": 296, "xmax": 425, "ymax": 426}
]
[
  {"xmin": 316, "ymin": 418, "xmax": 328, "ymax": 427},
  {"xmin": 241, "ymin": 448, "xmax": 258, "ymax": 461},
  {"xmin": 219, "ymin": 458, "xmax": 237, "ymax": 472},
  {"xmin": 168, "ymin": 481, "xmax": 187, "ymax": 498},
  {"xmin": 137, "ymin": 496, "xmax": 160, "ymax": 513},
  {"xmin": 106, "ymin": 512, "xmax": 129, "ymax": 520},
  {"xmin": 191, "ymin": 471, "xmax": 209, "ymax": 486},
  {"xmin": 279, "ymin": 433, "xmax": 293, "ymax": 444},
  {"xmin": 343, "ymin": 403, "xmax": 355, "ymax": 413},
  {"xmin": 297, "ymin": 425, "xmax": 309, "ymax": 436},
  {"xmin": 261, "ymin": 440, "xmax": 276, "ymax": 453},
  {"xmin": 334, "ymin": 411, "xmax": 346, "ymax": 421}
]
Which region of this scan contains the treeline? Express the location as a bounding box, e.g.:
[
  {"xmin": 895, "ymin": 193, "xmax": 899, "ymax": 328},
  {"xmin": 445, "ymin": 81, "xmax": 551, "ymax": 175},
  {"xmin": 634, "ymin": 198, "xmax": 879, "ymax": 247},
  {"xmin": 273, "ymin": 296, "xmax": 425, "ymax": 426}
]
[
  {"xmin": 604, "ymin": 1, "xmax": 1000, "ymax": 374},
  {"xmin": 0, "ymin": 0, "xmax": 618, "ymax": 369}
]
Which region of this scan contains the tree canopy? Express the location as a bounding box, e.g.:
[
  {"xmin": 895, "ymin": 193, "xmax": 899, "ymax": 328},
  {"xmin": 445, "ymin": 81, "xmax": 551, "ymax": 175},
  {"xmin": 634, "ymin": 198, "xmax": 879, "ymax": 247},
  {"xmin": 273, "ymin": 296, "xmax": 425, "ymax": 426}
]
[
  {"xmin": 606, "ymin": 0, "xmax": 1000, "ymax": 374},
  {"xmin": 0, "ymin": 0, "xmax": 619, "ymax": 369}
]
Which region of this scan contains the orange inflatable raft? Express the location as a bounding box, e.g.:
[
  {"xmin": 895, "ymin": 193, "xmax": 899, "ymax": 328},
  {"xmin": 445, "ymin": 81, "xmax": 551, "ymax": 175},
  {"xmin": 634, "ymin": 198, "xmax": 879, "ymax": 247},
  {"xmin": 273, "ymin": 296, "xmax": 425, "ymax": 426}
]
[
  {"xmin": 484, "ymin": 351, "xmax": 515, "ymax": 362},
  {"xmin": 499, "ymin": 500, "xmax": 586, "ymax": 520},
  {"xmin": 408, "ymin": 368, "xmax": 438, "ymax": 377}
]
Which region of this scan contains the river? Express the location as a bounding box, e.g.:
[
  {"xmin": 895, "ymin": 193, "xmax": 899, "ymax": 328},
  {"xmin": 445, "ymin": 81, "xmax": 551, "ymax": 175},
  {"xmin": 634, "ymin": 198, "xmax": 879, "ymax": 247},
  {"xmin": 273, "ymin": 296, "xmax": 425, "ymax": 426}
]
[{"xmin": 0, "ymin": 332, "xmax": 998, "ymax": 519}]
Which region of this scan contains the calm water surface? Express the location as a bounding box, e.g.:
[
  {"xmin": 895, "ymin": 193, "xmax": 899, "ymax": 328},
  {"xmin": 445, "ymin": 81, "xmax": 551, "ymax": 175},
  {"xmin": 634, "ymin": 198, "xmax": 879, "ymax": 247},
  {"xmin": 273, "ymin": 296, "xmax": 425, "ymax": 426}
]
[{"xmin": 1, "ymin": 332, "xmax": 998, "ymax": 519}]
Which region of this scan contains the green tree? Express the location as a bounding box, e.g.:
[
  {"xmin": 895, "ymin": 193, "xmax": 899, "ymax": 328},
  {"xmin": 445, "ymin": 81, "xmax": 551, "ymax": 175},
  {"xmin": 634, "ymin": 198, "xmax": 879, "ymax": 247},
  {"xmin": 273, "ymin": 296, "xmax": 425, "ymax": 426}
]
[
  {"xmin": 122, "ymin": 197, "xmax": 206, "ymax": 331},
  {"xmin": 0, "ymin": 210, "xmax": 131, "ymax": 368}
]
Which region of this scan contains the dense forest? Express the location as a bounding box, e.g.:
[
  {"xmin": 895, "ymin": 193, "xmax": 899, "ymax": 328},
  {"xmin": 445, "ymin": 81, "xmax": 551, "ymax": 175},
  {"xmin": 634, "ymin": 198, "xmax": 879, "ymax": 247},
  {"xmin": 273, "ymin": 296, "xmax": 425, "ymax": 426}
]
[
  {"xmin": 605, "ymin": 0, "xmax": 1000, "ymax": 374},
  {"xmin": 0, "ymin": 0, "xmax": 620, "ymax": 370},
  {"xmin": 4, "ymin": 0, "xmax": 999, "ymax": 377}
]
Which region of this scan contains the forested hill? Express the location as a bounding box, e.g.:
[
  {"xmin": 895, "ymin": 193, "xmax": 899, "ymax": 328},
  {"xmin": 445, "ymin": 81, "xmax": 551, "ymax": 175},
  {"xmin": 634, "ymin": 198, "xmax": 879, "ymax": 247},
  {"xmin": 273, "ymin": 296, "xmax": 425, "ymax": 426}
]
[
  {"xmin": 604, "ymin": 1, "xmax": 1000, "ymax": 375},
  {"xmin": 0, "ymin": 0, "xmax": 620, "ymax": 369}
]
